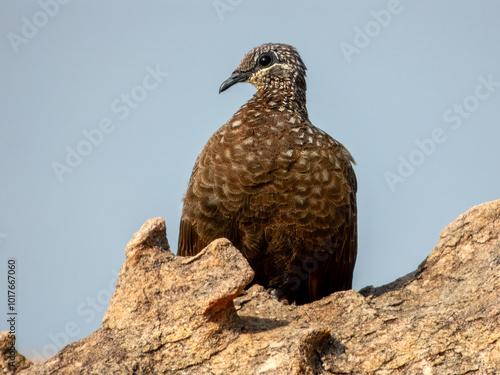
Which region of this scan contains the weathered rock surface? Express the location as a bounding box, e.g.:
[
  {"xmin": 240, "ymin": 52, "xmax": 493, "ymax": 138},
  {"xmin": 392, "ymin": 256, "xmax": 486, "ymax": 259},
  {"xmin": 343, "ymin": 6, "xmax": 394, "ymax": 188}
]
[
  {"xmin": 0, "ymin": 332, "xmax": 32, "ymax": 374},
  {"xmin": 18, "ymin": 201, "xmax": 500, "ymax": 374}
]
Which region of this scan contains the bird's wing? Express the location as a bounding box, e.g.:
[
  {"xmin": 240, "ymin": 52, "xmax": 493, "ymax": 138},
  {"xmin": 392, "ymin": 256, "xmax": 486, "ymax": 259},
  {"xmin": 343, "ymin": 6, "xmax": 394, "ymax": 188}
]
[
  {"xmin": 177, "ymin": 128, "xmax": 248, "ymax": 257},
  {"xmin": 177, "ymin": 150, "xmax": 208, "ymax": 257},
  {"xmin": 178, "ymin": 215, "xmax": 205, "ymax": 256},
  {"xmin": 308, "ymin": 157, "xmax": 357, "ymax": 301}
]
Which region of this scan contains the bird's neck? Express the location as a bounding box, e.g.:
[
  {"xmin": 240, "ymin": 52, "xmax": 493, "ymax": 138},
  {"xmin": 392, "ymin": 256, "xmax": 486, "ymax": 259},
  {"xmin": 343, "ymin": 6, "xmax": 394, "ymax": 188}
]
[{"xmin": 249, "ymin": 88, "xmax": 308, "ymax": 118}]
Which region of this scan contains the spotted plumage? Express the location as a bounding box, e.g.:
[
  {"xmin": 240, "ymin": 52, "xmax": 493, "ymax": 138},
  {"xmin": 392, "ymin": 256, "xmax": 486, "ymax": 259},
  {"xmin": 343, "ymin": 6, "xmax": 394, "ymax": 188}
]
[{"xmin": 178, "ymin": 43, "xmax": 357, "ymax": 304}]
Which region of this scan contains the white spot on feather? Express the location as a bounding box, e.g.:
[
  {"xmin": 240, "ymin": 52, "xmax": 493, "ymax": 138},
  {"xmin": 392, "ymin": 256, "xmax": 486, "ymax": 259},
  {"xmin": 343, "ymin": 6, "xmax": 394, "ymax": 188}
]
[
  {"xmin": 294, "ymin": 196, "xmax": 305, "ymax": 205},
  {"xmin": 322, "ymin": 169, "xmax": 330, "ymax": 182},
  {"xmin": 309, "ymin": 151, "xmax": 319, "ymax": 158},
  {"xmin": 243, "ymin": 137, "xmax": 254, "ymax": 145}
]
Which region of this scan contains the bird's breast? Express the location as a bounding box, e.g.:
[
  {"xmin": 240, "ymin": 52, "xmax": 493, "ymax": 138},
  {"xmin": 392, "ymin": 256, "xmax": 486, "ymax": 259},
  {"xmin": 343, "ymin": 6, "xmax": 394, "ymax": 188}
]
[{"xmin": 193, "ymin": 114, "xmax": 351, "ymax": 217}]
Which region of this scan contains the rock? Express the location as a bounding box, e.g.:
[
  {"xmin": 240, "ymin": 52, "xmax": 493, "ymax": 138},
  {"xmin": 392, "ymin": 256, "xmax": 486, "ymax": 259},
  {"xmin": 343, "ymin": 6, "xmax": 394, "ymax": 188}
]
[
  {"xmin": 20, "ymin": 218, "xmax": 254, "ymax": 374},
  {"xmin": 19, "ymin": 202, "xmax": 500, "ymax": 374},
  {"xmin": 0, "ymin": 332, "xmax": 32, "ymax": 374}
]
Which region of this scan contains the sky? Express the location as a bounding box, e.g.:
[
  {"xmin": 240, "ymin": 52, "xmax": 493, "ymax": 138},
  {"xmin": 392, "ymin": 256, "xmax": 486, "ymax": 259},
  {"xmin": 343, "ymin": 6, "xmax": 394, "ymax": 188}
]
[{"xmin": 1, "ymin": 0, "xmax": 499, "ymax": 362}]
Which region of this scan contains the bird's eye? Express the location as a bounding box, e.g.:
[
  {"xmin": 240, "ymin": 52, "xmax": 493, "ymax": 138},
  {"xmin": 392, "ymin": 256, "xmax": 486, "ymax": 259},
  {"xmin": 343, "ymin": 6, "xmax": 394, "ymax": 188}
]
[{"xmin": 258, "ymin": 54, "xmax": 273, "ymax": 67}]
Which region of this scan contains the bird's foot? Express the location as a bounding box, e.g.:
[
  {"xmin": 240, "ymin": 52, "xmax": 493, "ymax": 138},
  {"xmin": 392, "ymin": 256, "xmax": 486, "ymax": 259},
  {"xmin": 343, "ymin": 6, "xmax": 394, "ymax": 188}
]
[{"xmin": 267, "ymin": 288, "xmax": 292, "ymax": 305}]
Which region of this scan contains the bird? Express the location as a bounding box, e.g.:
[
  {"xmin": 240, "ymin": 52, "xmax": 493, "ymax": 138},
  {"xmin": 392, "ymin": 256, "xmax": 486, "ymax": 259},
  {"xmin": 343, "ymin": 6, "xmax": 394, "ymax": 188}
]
[{"xmin": 178, "ymin": 43, "xmax": 357, "ymax": 305}]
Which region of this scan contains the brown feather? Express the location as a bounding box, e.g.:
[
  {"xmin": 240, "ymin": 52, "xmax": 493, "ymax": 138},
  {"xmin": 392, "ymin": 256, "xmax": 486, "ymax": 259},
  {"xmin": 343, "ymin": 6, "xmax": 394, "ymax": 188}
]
[{"xmin": 178, "ymin": 43, "xmax": 357, "ymax": 304}]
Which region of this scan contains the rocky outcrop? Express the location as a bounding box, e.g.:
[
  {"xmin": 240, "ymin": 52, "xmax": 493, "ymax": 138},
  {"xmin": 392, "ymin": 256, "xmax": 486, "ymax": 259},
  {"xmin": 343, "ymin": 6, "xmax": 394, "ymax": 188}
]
[
  {"xmin": 16, "ymin": 200, "xmax": 500, "ymax": 374},
  {"xmin": 0, "ymin": 332, "xmax": 32, "ymax": 374}
]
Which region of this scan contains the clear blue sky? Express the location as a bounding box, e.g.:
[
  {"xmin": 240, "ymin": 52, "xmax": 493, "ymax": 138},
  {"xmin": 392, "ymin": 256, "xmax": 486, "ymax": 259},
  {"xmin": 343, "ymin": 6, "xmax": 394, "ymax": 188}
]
[{"xmin": 1, "ymin": 1, "xmax": 499, "ymax": 361}]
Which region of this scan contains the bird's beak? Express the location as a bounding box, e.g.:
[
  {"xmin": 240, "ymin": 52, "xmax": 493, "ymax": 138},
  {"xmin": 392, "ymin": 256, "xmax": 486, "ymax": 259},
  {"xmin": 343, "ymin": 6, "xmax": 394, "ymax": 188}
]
[{"xmin": 219, "ymin": 70, "xmax": 251, "ymax": 94}]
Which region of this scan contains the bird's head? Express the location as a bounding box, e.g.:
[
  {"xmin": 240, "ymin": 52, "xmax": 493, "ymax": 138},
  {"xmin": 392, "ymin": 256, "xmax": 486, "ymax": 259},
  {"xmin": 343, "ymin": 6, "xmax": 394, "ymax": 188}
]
[{"xmin": 219, "ymin": 43, "xmax": 307, "ymax": 103}]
